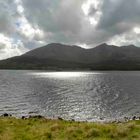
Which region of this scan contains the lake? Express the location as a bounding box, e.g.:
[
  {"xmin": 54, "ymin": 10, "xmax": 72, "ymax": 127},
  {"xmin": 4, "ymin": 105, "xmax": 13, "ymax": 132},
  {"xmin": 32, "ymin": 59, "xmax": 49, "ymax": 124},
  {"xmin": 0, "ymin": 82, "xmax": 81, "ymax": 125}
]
[{"xmin": 0, "ymin": 70, "xmax": 140, "ymax": 122}]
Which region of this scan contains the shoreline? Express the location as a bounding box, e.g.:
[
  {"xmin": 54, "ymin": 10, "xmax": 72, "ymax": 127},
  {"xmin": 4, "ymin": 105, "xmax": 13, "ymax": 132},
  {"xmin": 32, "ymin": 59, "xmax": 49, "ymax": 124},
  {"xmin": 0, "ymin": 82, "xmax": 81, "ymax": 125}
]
[{"xmin": 1, "ymin": 113, "xmax": 140, "ymax": 123}]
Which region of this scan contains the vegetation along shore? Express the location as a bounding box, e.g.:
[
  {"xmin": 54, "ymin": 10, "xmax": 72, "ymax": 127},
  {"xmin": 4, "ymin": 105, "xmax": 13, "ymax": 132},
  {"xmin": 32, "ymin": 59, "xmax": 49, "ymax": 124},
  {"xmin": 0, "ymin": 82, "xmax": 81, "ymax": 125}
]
[{"xmin": 0, "ymin": 114, "xmax": 140, "ymax": 140}]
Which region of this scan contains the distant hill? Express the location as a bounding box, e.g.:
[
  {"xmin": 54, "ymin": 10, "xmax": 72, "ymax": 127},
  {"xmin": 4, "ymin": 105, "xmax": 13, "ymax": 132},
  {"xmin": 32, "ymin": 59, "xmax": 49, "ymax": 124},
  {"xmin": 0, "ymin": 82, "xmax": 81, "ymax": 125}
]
[{"xmin": 0, "ymin": 43, "xmax": 140, "ymax": 70}]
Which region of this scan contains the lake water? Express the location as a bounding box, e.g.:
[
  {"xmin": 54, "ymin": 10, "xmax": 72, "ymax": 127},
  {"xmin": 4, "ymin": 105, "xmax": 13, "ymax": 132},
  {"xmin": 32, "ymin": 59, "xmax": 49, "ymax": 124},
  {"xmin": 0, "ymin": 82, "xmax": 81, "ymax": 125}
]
[{"xmin": 0, "ymin": 70, "xmax": 140, "ymax": 121}]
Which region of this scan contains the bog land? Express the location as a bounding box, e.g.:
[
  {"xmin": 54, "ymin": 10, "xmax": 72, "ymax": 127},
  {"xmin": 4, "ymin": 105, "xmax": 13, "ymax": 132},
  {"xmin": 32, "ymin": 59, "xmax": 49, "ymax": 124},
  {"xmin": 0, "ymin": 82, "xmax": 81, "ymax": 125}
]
[{"xmin": 0, "ymin": 117, "xmax": 140, "ymax": 140}]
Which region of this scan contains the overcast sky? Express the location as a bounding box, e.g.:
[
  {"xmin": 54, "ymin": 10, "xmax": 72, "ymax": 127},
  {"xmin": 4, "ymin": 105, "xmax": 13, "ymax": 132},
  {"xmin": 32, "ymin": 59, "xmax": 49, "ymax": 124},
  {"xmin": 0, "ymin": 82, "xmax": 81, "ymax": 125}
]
[{"xmin": 0, "ymin": 0, "xmax": 140, "ymax": 59}]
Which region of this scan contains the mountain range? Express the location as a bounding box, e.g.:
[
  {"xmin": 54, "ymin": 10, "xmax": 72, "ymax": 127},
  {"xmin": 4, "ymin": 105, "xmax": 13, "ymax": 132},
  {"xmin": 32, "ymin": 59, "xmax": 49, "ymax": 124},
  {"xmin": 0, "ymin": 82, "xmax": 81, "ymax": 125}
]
[{"xmin": 1, "ymin": 43, "xmax": 140, "ymax": 70}]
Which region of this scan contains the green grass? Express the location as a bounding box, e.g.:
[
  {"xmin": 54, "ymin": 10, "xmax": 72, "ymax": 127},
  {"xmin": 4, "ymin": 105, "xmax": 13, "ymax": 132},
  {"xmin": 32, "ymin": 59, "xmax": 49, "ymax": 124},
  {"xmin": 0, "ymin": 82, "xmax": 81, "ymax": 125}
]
[{"xmin": 0, "ymin": 117, "xmax": 140, "ymax": 140}]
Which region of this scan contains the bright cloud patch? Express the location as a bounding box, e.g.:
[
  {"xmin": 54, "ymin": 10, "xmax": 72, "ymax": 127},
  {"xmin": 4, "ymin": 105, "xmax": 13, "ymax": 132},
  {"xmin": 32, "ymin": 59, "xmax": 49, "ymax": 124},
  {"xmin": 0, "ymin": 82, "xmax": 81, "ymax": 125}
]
[
  {"xmin": 0, "ymin": 34, "xmax": 28, "ymax": 60},
  {"xmin": 0, "ymin": 0, "xmax": 140, "ymax": 59},
  {"xmin": 82, "ymin": 0, "xmax": 102, "ymax": 26},
  {"xmin": 0, "ymin": 0, "xmax": 46, "ymax": 59},
  {"xmin": 133, "ymin": 27, "xmax": 140, "ymax": 34},
  {"xmin": 17, "ymin": 16, "xmax": 45, "ymax": 40}
]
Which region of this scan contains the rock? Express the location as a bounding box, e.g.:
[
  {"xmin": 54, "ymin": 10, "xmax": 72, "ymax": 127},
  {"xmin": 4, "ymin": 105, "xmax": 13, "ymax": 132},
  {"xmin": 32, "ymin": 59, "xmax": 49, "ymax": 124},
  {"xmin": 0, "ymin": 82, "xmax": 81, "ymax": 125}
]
[
  {"xmin": 100, "ymin": 117, "xmax": 104, "ymax": 120},
  {"xmin": 132, "ymin": 116, "xmax": 137, "ymax": 120},
  {"xmin": 58, "ymin": 117, "xmax": 63, "ymax": 120},
  {"xmin": 2, "ymin": 113, "xmax": 12, "ymax": 117},
  {"xmin": 29, "ymin": 115, "xmax": 44, "ymax": 119},
  {"xmin": 71, "ymin": 119, "xmax": 75, "ymax": 122},
  {"xmin": 124, "ymin": 117, "xmax": 129, "ymax": 121},
  {"xmin": 21, "ymin": 116, "xmax": 27, "ymax": 119}
]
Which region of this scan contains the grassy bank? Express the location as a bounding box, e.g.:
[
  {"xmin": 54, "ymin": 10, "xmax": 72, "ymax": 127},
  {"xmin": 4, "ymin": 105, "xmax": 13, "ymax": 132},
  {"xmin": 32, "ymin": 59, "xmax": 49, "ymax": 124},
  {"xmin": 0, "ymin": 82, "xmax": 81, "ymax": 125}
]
[{"xmin": 0, "ymin": 117, "xmax": 140, "ymax": 140}]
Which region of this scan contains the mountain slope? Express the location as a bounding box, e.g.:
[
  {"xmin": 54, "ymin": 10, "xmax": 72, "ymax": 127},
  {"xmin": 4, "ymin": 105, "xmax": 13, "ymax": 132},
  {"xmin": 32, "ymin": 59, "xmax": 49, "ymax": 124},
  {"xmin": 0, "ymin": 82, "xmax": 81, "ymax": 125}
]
[
  {"xmin": 0, "ymin": 43, "xmax": 140, "ymax": 70},
  {"xmin": 23, "ymin": 43, "xmax": 86, "ymax": 63}
]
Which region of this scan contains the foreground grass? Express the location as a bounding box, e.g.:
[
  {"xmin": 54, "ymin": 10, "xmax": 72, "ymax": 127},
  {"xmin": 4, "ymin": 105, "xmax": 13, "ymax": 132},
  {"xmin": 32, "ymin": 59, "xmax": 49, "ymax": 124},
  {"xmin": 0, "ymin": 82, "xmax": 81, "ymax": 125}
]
[{"xmin": 0, "ymin": 117, "xmax": 140, "ymax": 140}]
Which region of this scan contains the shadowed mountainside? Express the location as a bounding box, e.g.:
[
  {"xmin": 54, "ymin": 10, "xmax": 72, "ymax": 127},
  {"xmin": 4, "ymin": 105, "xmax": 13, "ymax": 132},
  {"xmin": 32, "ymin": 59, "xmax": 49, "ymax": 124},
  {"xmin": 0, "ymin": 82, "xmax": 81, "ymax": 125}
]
[{"xmin": 0, "ymin": 43, "xmax": 140, "ymax": 70}]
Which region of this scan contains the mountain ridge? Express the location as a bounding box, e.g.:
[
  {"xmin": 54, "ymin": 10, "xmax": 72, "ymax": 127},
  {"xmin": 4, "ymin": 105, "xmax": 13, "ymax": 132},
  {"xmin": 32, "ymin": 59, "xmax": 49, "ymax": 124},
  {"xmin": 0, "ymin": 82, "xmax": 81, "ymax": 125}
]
[{"xmin": 0, "ymin": 43, "xmax": 140, "ymax": 70}]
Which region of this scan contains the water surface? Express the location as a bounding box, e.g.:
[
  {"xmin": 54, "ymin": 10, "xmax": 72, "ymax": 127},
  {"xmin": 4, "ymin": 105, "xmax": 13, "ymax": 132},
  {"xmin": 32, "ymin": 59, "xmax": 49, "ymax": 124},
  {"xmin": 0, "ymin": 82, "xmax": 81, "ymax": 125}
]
[{"xmin": 0, "ymin": 70, "xmax": 140, "ymax": 121}]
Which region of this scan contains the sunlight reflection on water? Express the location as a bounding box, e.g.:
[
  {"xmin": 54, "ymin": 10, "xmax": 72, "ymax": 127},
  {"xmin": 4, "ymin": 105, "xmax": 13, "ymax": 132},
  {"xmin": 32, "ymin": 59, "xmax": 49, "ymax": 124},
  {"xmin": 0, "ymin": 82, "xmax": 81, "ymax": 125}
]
[{"xmin": 30, "ymin": 71, "xmax": 103, "ymax": 78}]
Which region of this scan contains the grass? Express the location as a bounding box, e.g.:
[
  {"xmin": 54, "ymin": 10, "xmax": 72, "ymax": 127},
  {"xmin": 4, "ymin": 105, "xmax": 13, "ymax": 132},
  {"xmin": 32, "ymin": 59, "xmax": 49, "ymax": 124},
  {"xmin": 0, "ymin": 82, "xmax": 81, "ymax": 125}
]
[{"xmin": 0, "ymin": 117, "xmax": 140, "ymax": 140}]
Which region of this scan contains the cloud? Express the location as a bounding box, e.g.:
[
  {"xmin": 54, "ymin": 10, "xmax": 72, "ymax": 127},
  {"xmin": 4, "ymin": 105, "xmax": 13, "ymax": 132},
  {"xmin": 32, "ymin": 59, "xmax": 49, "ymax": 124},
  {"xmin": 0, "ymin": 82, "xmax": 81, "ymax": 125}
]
[
  {"xmin": 98, "ymin": 0, "xmax": 140, "ymax": 30},
  {"xmin": 95, "ymin": 0, "xmax": 140, "ymax": 45},
  {"xmin": 22, "ymin": 0, "xmax": 88, "ymax": 44},
  {"xmin": 108, "ymin": 27, "xmax": 140, "ymax": 46},
  {"xmin": 0, "ymin": 0, "xmax": 46, "ymax": 59},
  {"xmin": 0, "ymin": 0, "xmax": 140, "ymax": 59},
  {"xmin": 0, "ymin": 33, "xmax": 28, "ymax": 60},
  {"xmin": 0, "ymin": 0, "xmax": 16, "ymax": 34}
]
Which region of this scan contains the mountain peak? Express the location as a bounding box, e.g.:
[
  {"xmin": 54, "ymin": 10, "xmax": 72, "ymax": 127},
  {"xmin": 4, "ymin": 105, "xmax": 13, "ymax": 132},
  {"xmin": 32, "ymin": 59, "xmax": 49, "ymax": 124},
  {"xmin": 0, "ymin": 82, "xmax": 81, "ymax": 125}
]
[
  {"xmin": 102, "ymin": 43, "xmax": 108, "ymax": 46},
  {"xmin": 122, "ymin": 44, "xmax": 137, "ymax": 49},
  {"xmin": 46, "ymin": 43, "xmax": 66, "ymax": 48},
  {"xmin": 94, "ymin": 43, "xmax": 118, "ymax": 50},
  {"xmin": 45, "ymin": 43, "xmax": 83, "ymax": 50},
  {"xmin": 126, "ymin": 44, "xmax": 136, "ymax": 48},
  {"xmin": 98, "ymin": 43, "xmax": 108, "ymax": 47},
  {"xmin": 1, "ymin": 42, "xmax": 140, "ymax": 70}
]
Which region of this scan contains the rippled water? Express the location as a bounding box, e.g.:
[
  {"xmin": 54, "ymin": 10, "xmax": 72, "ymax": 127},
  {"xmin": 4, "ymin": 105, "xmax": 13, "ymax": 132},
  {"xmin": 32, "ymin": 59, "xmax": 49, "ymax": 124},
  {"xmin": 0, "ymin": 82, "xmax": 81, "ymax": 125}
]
[{"xmin": 0, "ymin": 70, "xmax": 140, "ymax": 121}]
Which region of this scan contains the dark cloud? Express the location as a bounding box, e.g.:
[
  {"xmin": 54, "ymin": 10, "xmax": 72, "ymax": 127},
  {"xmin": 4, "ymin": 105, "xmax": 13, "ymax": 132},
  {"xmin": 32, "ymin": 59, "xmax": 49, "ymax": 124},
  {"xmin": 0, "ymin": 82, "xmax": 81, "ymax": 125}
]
[
  {"xmin": 88, "ymin": 6, "xmax": 98, "ymax": 16},
  {"xmin": 0, "ymin": 0, "xmax": 140, "ymax": 59},
  {"xmin": 94, "ymin": 0, "xmax": 140, "ymax": 39},
  {"xmin": 22, "ymin": 0, "xmax": 87, "ymax": 44},
  {"xmin": 0, "ymin": 0, "xmax": 16, "ymax": 34},
  {"xmin": 85, "ymin": 0, "xmax": 140, "ymax": 46}
]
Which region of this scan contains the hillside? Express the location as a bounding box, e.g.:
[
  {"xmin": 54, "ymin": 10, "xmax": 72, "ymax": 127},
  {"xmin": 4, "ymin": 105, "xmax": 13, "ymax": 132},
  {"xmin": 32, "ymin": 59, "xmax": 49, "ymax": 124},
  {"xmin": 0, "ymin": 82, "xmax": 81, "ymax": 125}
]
[{"xmin": 0, "ymin": 43, "xmax": 140, "ymax": 70}]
